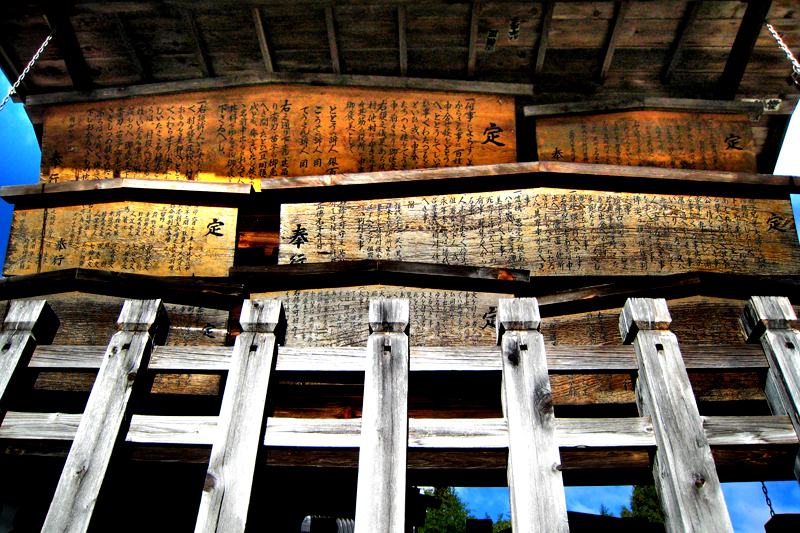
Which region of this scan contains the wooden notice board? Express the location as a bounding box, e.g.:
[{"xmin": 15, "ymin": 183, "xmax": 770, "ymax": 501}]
[
  {"xmin": 254, "ymin": 286, "xmax": 511, "ymax": 347},
  {"xmin": 535, "ymin": 111, "xmax": 756, "ymax": 172},
  {"xmin": 40, "ymin": 85, "xmax": 516, "ymax": 191},
  {"xmin": 279, "ymin": 189, "xmax": 800, "ymax": 276},
  {"xmin": 4, "ymin": 202, "xmax": 237, "ymax": 277}
]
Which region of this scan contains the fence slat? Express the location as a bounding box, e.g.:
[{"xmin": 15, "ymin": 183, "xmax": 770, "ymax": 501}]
[
  {"xmin": 620, "ymin": 298, "xmax": 733, "ymax": 533},
  {"xmin": 354, "ymin": 299, "xmax": 409, "ymax": 533},
  {"xmin": 42, "ymin": 299, "xmax": 167, "ymax": 533},
  {"xmin": 740, "ymin": 296, "xmax": 800, "ymax": 483},
  {"xmin": 194, "ymin": 299, "xmax": 284, "ymax": 533},
  {"xmin": 498, "ymin": 298, "xmax": 569, "ymax": 533}
]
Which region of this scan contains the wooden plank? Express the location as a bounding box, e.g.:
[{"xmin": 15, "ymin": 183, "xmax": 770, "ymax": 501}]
[
  {"xmin": 194, "ymin": 299, "xmax": 283, "ymax": 533},
  {"xmin": 498, "ymin": 298, "xmax": 569, "ymax": 533},
  {"xmin": 534, "ymin": 2, "xmax": 554, "ymax": 78},
  {"xmin": 42, "ymin": 299, "xmax": 167, "ymax": 533},
  {"xmin": 535, "ymin": 110, "xmax": 757, "ymax": 172},
  {"xmin": 279, "ymin": 189, "xmax": 800, "ymax": 276},
  {"xmin": 523, "ymin": 97, "xmax": 764, "ymax": 121},
  {"xmin": 398, "ymin": 6, "xmax": 408, "ymax": 77},
  {"xmin": 39, "ymin": 85, "xmax": 515, "ymax": 190},
  {"xmin": 181, "ymin": 7, "xmax": 214, "ymax": 78},
  {"xmin": 325, "ymin": 6, "xmax": 341, "ymax": 75},
  {"xmin": 354, "ymin": 299, "xmax": 409, "ymax": 533},
  {"xmin": 4, "ymin": 202, "xmax": 238, "ymax": 277},
  {"xmin": 112, "ymin": 12, "xmax": 150, "ymax": 83},
  {"xmin": 597, "ymin": 1, "xmax": 631, "ymax": 83},
  {"xmin": 252, "ymin": 7, "xmax": 275, "ymax": 74},
  {"xmin": 740, "ymin": 296, "xmax": 800, "ymax": 482},
  {"xmin": 661, "ymin": 1, "xmax": 703, "ymax": 84},
  {"xmin": 43, "ymin": 9, "xmax": 95, "ymax": 91},
  {"xmin": 715, "ymin": 0, "xmax": 773, "ymax": 100},
  {"xmin": 467, "ymin": 3, "xmax": 480, "ymax": 78},
  {"xmin": 0, "ymin": 178, "xmax": 252, "ymax": 201},
  {"xmin": 620, "ymin": 298, "xmax": 733, "ymax": 532}
]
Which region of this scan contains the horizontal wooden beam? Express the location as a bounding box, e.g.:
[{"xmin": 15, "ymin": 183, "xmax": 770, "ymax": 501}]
[{"xmin": 524, "ymin": 97, "xmax": 764, "ymax": 121}]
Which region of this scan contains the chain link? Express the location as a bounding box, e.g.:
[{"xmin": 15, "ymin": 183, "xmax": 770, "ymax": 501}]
[
  {"xmin": 0, "ymin": 26, "xmax": 57, "ymax": 113},
  {"xmin": 765, "ymin": 22, "xmax": 800, "ymax": 87},
  {"xmin": 761, "ymin": 481, "xmax": 775, "ymax": 517}
]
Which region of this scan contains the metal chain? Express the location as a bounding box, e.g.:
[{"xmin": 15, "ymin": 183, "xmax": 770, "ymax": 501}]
[
  {"xmin": 761, "ymin": 481, "xmax": 775, "ymax": 517},
  {"xmin": 765, "ymin": 21, "xmax": 800, "ymax": 87},
  {"xmin": 0, "ymin": 26, "xmax": 58, "ymax": 112}
]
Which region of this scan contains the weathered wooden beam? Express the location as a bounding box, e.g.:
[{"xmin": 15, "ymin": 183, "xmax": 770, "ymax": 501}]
[
  {"xmin": 112, "ymin": 12, "xmax": 151, "ymax": 83},
  {"xmin": 194, "ymin": 299, "xmax": 284, "ymax": 533},
  {"xmin": 534, "ymin": 2, "xmax": 555, "ymax": 79},
  {"xmin": 325, "ymin": 6, "xmax": 341, "ymax": 75},
  {"xmin": 620, "ymin": 298, "xmax": 733, "ymax": 533},
  {"xmin": 42, "ymin": 299, "xmax": 168, "ymax": 533},
  {"xmin": 354, "ymin": 299, "xmax": 409, "ymax": 533},
  {"xmin": 498, "ymin": 298, "xmax": 569, "ymax": 533},
  {"xmin": 0, "ymin": 300, "xmax": 58, "ymax": 413},
  {"xmin": 0, "ymin": 33, "xmax": 28, "ymax": 101},
  {"xmin": 661, "ymin": 1, "xmax": 703, "ymax": 85},
  {"xmin": 740, "ymin": 296, "xmax": 800, "ymax": 483},
  {"xmin": 715, "ymin": 0, "xmax": 773, "ymax": 100},
  {"xmin": 181, "ymin": 7, "xmax": 214, "ymax": 78},
  {"xmin": 43, "ymin": 9, "xmax": 95, "ymax": 91},
  {"xmin": 597, "ymin": 1, "xmax": 631, "ymax": 84},
  {"xmin": 398, "ymin": 6, "xmax": 408, "ymax": 77},
  {"xmin": 467, "ymin": 3, "xmax": 481, "ymax": 78},
  {"xmin": 524, "ymin": 97, "xmax": 764, "ymax": 121},
  {"xmin": 252, "ymin": 7, "xmax": 274, "ymax": 74}
]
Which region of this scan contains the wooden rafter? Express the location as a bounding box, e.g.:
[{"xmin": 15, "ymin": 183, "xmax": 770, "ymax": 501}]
[
  {"xmin": 534, "ymin": 1, "xmax": 555, "ymax": 79},
  {"xmin": 113, "ymin": 12, "xmax": 151, "ymax": 84},
  {"xmin": 715, "ymin": 0, "xmax": 773, "ymax": 100},
  {"xmin": 43, "ymin": 9, "xmax": 94, "ymax": 91},
  {"xmin": 180, "ymin": 7, "xmax": 214, "ymax": 78},
  {"xmin": 597, "ymin": 1, "xmax": 631, "ymax": 84},
  {"xmin": 0, "ymin": 34, "xmax": 28, "ymax": 100},
  {"xmin": 398, "ymin": 6, "xmax": 408, "ymax": 77},
  {"xmin": 467, "ymin": 3, "xmax": 481, "ymax": 79},
  {"xmin": 325, "ymin": 6, "xmax": 341, "ymax": 75},
  {"xmin": 252, "ymin": 7, "xmax": 275, "ymax": 73},
  {"xmin": 661, "ymin": 1, "xmax": 702, "ymax": 84}
]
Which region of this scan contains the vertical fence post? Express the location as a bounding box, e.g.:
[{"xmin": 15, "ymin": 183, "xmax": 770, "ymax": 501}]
[
  {"xmin": 739, "ymin": 296, "xmax": 800, "ymax": 484},
  {"xmin": 43, "ymin": 299, "xmax": 168, "ymax": 533},
  {"xmin": 354, "ymin": 298, "xmax": 409, "ymax": 533},
  {"xmin": 620, "ymin": 298, "xmax": 733, "ymax": 533},
  {"xmin": 497, "ymin": 298, "xmax": 569, "ymax": 533},
  {"xmin": 195, "ymin": 299, "xmax": 285, "ymax": 533},
  {"xmin": 0, "ymin": 300, "xmax": 59, "ymax": 414}
]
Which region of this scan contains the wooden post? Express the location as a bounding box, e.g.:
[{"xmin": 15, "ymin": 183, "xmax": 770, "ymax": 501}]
[
  {"xmin": 620, "ymin": 298, "xmax": 733, "ymax": 533},
  {"xmin": 42, "ymin": 299, "xmax": 168, "ymax": 533},
  {"xmin": 739, "ymin": 296, "xmax": 800, "ymax": 483},
  {"xmin": 195, "ymin": 299, "xmax": 284, "ymax": 533},
  {"xmin": 0, "ymin": 300, "xmax": 59, "ymax": 413},
  {"xmin": 354, "ymin": 298, "xmax": 409, "ymax": 533},
  {"xmin": 497, "ymin": 298, "xmax": 569, "ymax": 533}
]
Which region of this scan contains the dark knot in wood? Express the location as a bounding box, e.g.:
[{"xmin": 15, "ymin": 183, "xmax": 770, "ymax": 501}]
[
  {"xmin": 127, "ymin": 372, "xmax": 137, "ymax": 381},
  {"xmin": 203, "ymin": 473, "xmax": 216, "ymax": 492},
  {"xmin": 693, "ymin": 473, "xmax": 706, "ymax": 488}
]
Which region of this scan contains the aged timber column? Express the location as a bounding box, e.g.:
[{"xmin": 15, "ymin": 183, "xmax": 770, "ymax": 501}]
[
  {"xmin": 354, "ymin": 298, "xmax": 409, "ymax": 533},
  {"xmin": 497, "ymin": 298, "xmax": 569, "ymax": 533},
  {"xmin": 0, "ymin": 300, "xmax": 59, "ymax": 413},
  {"xmin": 620, "ymin": 298, "xmax": 733, "ymax": 533},
  {"xmin": 43, "ymin": 299, "xmax": 168, "ymax": 533},
  {"xmin": 195, "ymin": 299, "xmax": 285, "ymax": 533},
  {"xmin": 739, "ymin": 296, "xmax": 800, "ymax": 483}
]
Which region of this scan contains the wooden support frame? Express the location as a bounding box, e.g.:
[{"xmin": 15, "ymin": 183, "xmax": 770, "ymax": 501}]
[
  {"xmin": 325, "ymin": 6, "xmax": 341, "ymax": 75},
  {"xmin": 181, "ymin": 7, "xmax": 215, "ymax": 78},
  {"xmin": 620, "ymin": 298, "xmax": 733, "ymax": 533},
  {"xmin": 467, "ymin": 3, "xmax": 481, "ymax": 79},
  {"xmin": 43, "ymin": 9, "xmax": 95, "ymax": 91},
  {"xmin": 113, "ymin": 12, "xmax": 151, "ymax": 84},
  {"xmin": 597, "ymin": 1, "xmax": 630, "ymax": 84},
  {"xmin": 354, "ymin": 299, "xmax": 409, "ymax": 533},
  {"xmin": 534, "ymin": 2, "xmax": 555, "ymax": 79},
  {"xmin": 497, "ymin": 298, "xmax": 569, "ymax": 533},
  {"xmin": 42, "ymin": 299, "xmax": 168, "ymax": 533},
  {"xmin": 661, "ymin": 1, "xmax": 702, "ymax": 84},
  {"xmin": 194, "ymin": 299, "xmax": 284, "ymax": 533},
  {"xmin": 399, "ymin": 6, "xmax": 408, "ymax": 77},
  {"xmin": 740, "ymin": 296, "xmax": 800, "ymax": 483},
  {"xmin": 715, "ymin": 0, "xmax": 773, "ymax": 100},
  {"xmin": 252, "ymin": 7, "xmax": 275, "ymax": 74}
]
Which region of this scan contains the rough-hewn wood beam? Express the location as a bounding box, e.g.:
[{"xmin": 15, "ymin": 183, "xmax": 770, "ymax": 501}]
[
  {"xmin": 113, "ymin": 12, "xmax": 151, "ymax": 83},
  {"xmin": 398, "ymin": 6, "xmax": 408, "ymax": 77},
  {"xmin": 597, "ymin": 1, "xmax": 630, "ymax": 84},
  {"xmin": 0, "ymin": 34, "xmax": 28, "ymax": 101},
  {"xmin": 180, "ymin": 7, "xmax": 214, "ymax": 78},
  {"xmin": 252, "ymin": 7, "xmax": 274, "ymax": 73},
  {"xmin": 43, "ymin": 9, "xmax": 95, "ymax": 91},
  {"xmin": 467, "ymin": 3, "xmax": 481, "ymax": 78},
  {"xmin": 661, "ymin": 1, "xmax": 703, "ymax": 84},
  {"xmin": 325, "ymin": 6, "xmax": 341, "ymax": 75},
  {"xmin": 716, "ymin": 0, "xmax": 773, "ymax": 100},
  {"xmin": 534, "ymin": 1, "xmax": 555, "ymax": 79}
]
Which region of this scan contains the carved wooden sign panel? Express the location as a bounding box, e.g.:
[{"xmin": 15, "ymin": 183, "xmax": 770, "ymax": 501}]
[
  {"xmin": 535, "ymin": 111, "xmax": 756, "ymax": 172},
  {"xmin": 279, "ymin": 188, "xmax": 800, "ymax": 276},
  {"xmin": 40, "ymin": 85, "xmax": 516, "ymax": 190},
  {"xmin": 4, "ymin": 202, "xmax": 236, "ymax": 277}
]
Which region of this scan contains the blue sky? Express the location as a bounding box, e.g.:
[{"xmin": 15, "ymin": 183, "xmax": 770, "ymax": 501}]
[{"xmin": 1, "ymin": 74, "xmax": 799, "ymax": 530}]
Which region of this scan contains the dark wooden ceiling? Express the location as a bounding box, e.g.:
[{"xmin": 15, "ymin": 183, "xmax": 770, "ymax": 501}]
[{"xmin": 1, "ymin": 1, "xmax": 798, "ymax": 110}]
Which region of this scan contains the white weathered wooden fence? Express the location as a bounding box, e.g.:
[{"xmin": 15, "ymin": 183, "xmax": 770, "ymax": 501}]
[{"xmin": 0, "ymin": 296, "xmax": 799, "ymax": 533}]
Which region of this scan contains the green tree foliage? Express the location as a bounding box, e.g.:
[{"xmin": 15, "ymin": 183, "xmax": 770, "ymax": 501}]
[
  {"xmin": 488, "ymin": 513, "xmax": 512, "ymax": 532},
  {"xmin": 599, "ymin": 504, "xmax": 613, "ymax": 516},
  {"xmin": 418, "ymin": 487, "xmax": 474, "ymax": 533},
  {"xmin": 619, "ymin": 485, "xmax": 664, "ymax": 523}
]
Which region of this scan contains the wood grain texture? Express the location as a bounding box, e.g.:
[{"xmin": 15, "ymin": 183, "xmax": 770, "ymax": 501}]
[
  {"xmin": 354, "ymin": 298, "xmax": 409, "ymax": 533},
  {"xmin": 621, "ymin": 298, "xmax": 733, "ymax": 533},
  {"xmin": 42, "ymin": 299, "xmax": 166, "ymax": 533},
  {"xmin": 279, "ymin": 189, "xmax": 800, "ymax": 276},
  {"xmin": 499, "ymin": 298, "xmax": 569, "ymax": 533},
  {"xmin": 195, "ymin": 299, "xmax": 283, "ymax": 533}
]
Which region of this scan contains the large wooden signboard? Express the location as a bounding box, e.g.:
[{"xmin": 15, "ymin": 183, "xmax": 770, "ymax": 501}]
[
  {"xmin": 4, "ymin": 202, "xmax": 236, "ymax": 277},
  {"xmin": 278, "ymin": 188, "xmax": 800, "ymax": 276},
  {"xmin": 535, "ymin": 111, "xmax": 756, "ymax": 172},
  {"xmin": 40, "ymin": 85, "xmax": 516, "ymax": 191},
  {"xmin": 253, "ymin": 286, "xmax": 510, "ymax": 347}
]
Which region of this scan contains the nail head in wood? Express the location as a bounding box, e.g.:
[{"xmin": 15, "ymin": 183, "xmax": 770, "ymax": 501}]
[
  {"xmin": 368, "ymin": 298, "xmax": 409, "ymax": 333},
  {"xmin": 240, "ymin": 299, "xmax": 285, "ymax": 339},
  {"xmin": 739, "ymin": 296, "xmax": 798, "ymax": 343},
  {"xmin": 619, "ymin": 298, "xmax": 672, "ymax": 344},
  {"xmin": 495, "ymin": 298, "xmax": 540, "ymax": 345},
  {"xmin": 4, "ymin": 300, "xmax": 59, "ymax": 344}
]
